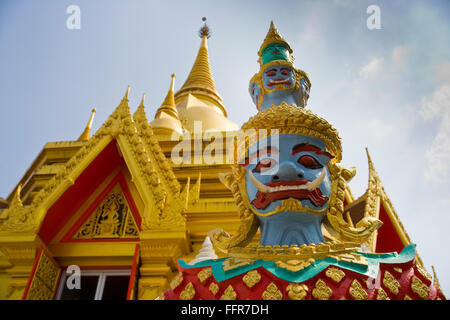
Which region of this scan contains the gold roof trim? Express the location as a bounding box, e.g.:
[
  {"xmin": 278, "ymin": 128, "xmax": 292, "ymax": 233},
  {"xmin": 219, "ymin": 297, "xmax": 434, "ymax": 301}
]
[
  {"xmin": 0, "ymin": 184, "xmax": 37, "ymax": 233},
  {"xmin": 0, "ymin": 86, "xmax": 187, "ymax": 234},
  {"xmin": 133, "ymin": 98, "xmax": 182, "ymax": 199}
]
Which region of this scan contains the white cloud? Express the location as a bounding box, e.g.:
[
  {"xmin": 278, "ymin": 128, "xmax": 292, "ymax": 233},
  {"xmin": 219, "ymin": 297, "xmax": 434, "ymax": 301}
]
[
  {"xmin": 392, "ymin": 45, "xmax": 411, "ymax": 68},
  {"xmin": 366, "ymin": 117, "xmax": 397, "ymax": 142},
  {"xmin": 420, "ymin": 84, "xmax": 450, "ymax": 119},
  {"xmin": 359, "ymin": 57, "xmax": 383, "ymax": 79},
  {"xmin": 420, "ymin": 84, "xmax": 450, "ymax": 183}
]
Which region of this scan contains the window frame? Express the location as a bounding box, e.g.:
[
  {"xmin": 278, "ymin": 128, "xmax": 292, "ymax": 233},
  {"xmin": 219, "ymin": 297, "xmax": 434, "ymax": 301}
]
[{"xmin": 55, "ymin": 269, "xmax": 131, "ymax": 300}]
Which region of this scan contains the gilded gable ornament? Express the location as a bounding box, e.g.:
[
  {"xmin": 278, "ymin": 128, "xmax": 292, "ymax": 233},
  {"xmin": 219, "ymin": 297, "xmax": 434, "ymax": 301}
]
[
  {"xmin": 0, "ymin": 185, "xmax": 38, "ymax": 233},
  {"xmin": 73, "ymin": 184, "xmax": 139, "ymax": 240},
  {"xmin": 25, "ymin": 249, "xmax": 61, "ymax": 300}
]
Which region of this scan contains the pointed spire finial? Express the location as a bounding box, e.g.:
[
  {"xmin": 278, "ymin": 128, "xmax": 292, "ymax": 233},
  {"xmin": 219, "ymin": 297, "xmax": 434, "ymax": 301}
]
[
  {"xmin": 365, "ymin": 147, "xmax": 375, "ymax": 171},
  {"xmin": 139, "ymin": 93, "xmax": 146, "ymax": 107},
  {"xmin": 124, "ymin": 85, "xmax": 131, "ymax": 101},
  {"xmin": 199, "ymin": 17, "xmax": 211, "ymax": 39},
  {"xmin": 155, "ymin": 74, "xmax": 178, "ymax": 120},
  {"xmin": 170, "ymin": 73, "xmax": 176, "ymax": 92},
  {"xmin": 78, "ymin": 108, "xmax": 97, "ymax": 141},
  {"xmin": 365, "ymin": 147, "xmax": 381, "ymax": 187},
  {"xmin": 175, "ymin": 19, "xmax": 226, "ymax": 115},
  {"xmin": 133, "ymin": 93, "xmax": 148, "ymax": 123},
  {"xmin": 257, "ymin": 20, "xmax": 293, "ymax": 60}
]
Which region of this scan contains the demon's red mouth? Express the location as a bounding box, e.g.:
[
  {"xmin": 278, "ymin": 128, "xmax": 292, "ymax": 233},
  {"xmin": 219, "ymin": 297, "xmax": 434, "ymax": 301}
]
[
  {"xmin": 251, "ymin": 179, "xmax": 328, "ymax": 210},
  {"xmin": 267, "ymin": 79, "xmax": 292, "ymax": 87}
]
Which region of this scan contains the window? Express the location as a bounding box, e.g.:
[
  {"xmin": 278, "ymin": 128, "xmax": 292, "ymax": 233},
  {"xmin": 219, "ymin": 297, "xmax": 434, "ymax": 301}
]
[{"xmin": 56, "ymin": 269, "xmax": 130, "ymax": 300}]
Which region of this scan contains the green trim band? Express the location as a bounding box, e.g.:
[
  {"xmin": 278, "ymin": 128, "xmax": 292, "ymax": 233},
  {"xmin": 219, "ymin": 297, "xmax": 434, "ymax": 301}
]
[{"xmin": 178, "ymin": 244, "xmax": 416, "ymax": 284}]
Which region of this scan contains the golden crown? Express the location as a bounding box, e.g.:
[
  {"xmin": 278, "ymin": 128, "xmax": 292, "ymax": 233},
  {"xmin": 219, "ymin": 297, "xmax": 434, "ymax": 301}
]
[
  {"xmin": 258, "ymin": 21, "xmax": 293, "ymax": 58},
  {"xmin": 239, "ymin": 102, "xmax": 342, "ymax": 162}
]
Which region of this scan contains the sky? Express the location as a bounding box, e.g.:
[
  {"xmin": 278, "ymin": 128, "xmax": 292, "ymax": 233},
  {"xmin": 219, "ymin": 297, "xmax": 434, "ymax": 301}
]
[{"xmin": 1, "ymin": 0, "xmax": 449, "ymax": 295}]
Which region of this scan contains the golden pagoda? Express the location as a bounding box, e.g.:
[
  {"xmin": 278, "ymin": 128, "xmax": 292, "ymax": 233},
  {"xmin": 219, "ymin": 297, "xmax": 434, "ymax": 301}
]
[{"xmin": 0, "ymin": 21, "xmax": 441, "ymax": 300}]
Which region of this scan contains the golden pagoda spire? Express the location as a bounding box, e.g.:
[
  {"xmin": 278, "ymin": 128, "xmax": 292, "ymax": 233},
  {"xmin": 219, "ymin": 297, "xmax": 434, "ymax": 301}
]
[
  {"xmin": 150, "ymin": 75, "xmax": 183, "ymax": 135},
  {"xmin": 155, "ymin": 74, "xmax": 179, "ymax": 119},
  {"xmin": 78, "ymin": 108, "xmax": 97, "ymax": 141},
  {"xmin": 174, "ymin": 18, "xmax": 226, "ymax": 116}
]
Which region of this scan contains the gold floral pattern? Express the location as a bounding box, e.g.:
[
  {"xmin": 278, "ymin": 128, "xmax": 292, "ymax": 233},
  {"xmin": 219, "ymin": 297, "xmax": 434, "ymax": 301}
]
[
  {"xmin": 383, "ymin": 271, "xmax": 400, "ymax": 295},
  {"xmin": 242, "ymin": 270, "xmax": 261, "ymax": 288},
  {"xmin": 312, "ymin": 279, "xmax": 333, "ymax": 300},
  {"xmin": 209, "ymin": 282, "xmax": 219, "ymax": 296},
  {"xmin": 25, "ymin": 249, "xmax": 61, "ymax": 300},
  {"xmin": 197, "ymin": 267, "xmax": 212, "ymax": 284},
  {"xmin": 325, "ymin": 267, "xmax": 345, "ymax": 283},
  {"xmin": 180, "ymin": 282, "xmax": 195, "ymax": 300},
  {"xmin": 262, "ymin": 282, "xmax": 283, "ymax": 300},
  {"xmin": 411, "ymin": 276, "xmax": 429, "ymax": 299},
  {"xmin": 170, "ymin": 272, "xmax": 183, "ymax": 290},
  {"xmin": 349, "ymin": 279, "xmax": 368, "ymax": 300},
  {"xmin": 286, "ymin": 283, "xmax": 308, "ymax": 300},
  {"xmin": 220, "ymin": 285, "xmax": 237, "ymax": 300},
  {"xmin": 376, "ymin": 288, "xmax": 390, "ymax": 300}
]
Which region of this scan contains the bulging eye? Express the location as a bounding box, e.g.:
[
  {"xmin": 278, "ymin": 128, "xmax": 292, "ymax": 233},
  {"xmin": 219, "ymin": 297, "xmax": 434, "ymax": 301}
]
[
  {"xmin": 253, "ymin": 158, "xmax": 277, "ymax": 173},
  {"xmin": 297, "ymin": 155, "xmax": 323, "ymax": 169},
  {"xmin": 266, "ymin": 70, "xmax": 276, "ymax": 77}
]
